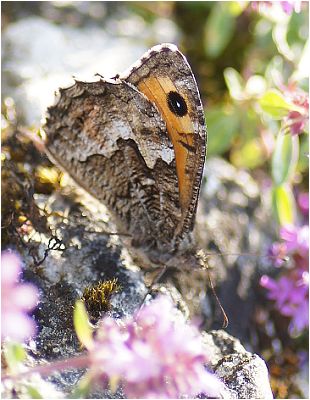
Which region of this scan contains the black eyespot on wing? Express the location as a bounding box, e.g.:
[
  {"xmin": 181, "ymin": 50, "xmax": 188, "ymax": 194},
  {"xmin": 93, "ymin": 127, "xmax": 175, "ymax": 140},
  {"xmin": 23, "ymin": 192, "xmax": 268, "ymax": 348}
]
[{"xmin": 167, "ymin": 91, "xmax": 188, "ymax": 117}]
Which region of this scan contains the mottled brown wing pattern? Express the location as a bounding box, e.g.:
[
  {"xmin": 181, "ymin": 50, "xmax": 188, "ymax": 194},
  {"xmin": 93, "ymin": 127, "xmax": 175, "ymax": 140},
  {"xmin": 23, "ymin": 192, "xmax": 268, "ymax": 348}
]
[
  {"xmin": 45, "ymin": 79, "xmax": 182, "ymax": 262},
  {"xmin": 122, "ymin": 44, "xmax": 207, "ymax": 237},
  {"xmin": 44, "ymin": 44, "xmax": 207, "ymax": 265}
]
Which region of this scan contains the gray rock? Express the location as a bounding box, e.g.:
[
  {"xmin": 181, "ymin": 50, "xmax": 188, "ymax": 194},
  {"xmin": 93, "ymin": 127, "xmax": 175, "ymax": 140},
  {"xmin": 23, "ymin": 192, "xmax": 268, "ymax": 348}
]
[
  {"xmin": 203, "ymin": 330, "xmax": 274, "ymax": 399},
  {"xmin": 2, "ymin": 15, "xmax": 178, "ymax": 126},
  {"xmin": 194, "ymin": 157, "xmax": 275, "ymax": 340},
  {"xmin": 2, "ymin": 167, "xmax": 273, "ymax": 398}
]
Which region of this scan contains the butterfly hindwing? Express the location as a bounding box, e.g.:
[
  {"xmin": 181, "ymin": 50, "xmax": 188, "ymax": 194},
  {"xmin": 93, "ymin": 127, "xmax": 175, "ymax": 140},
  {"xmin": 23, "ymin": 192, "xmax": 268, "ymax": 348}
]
[{"xmin": 45, "ymin": 79, "xmax": 181, "ymax": 257}]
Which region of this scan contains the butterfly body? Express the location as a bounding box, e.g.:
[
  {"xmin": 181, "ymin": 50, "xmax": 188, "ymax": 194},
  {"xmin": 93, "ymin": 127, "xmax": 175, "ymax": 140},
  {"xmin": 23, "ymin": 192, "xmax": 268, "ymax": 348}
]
[{"xmin": 44, "ymin": 44, "xmax": 207, "ymax": 266}]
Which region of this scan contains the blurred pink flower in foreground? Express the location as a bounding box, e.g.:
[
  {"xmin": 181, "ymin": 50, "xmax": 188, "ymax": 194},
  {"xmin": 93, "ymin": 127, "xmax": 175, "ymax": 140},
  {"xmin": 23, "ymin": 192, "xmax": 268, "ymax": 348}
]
[
  {"xmin": 261, "ymin": 270, "xmax": 309, "ymax": 335},
  {"xmin": 86, "ymin": 297, "xmax": 221, "ymax": 398},
  {"xmin": 1, "ymin": 250, "xmax": 39, "ymax": 342}
]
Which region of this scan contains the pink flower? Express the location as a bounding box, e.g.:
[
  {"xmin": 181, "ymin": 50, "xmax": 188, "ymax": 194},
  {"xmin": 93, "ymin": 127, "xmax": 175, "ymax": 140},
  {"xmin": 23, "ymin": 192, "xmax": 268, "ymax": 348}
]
[
  {"xmin": 263, "ymin": 218, "xmax": 309, "ymax": 335},
  {"xmin": 297, "ymin": 192, "xmax": 309, "ymax": 217},
  {"xmin": 280, "ymin": 224, "xmax": 309, "ymax": 258},
  {"xmin": 282, "ymin": 85, "xmax": 309, "ymax": 135},
  {"xmin": 250, "ymin": 1, "xmax": 301, "ymax": 15},
  {"xmin": 268, "ymin": 242, "xmax": 288, "ymax": 266},
  {"xmin": 1, "ymin": 250, "xmax": 39, "ymax": 342},
  {"xmin": 280, "ymin": 1, "xmax": 294, "ymax": 13},
  {"xmin": 87, "ymin": 297, "xmax": 221, "ymax": 398},
  {"xmin": 280, "ymin": 1, "xmax": 302, "ymax": 14},
  {"xmin": 267, "ymin": 223, "xmax": 308, "ymax": 269},
  {"xmin": 260, "ymin": 270, "xmax": 308, "ymax": 335},
  {"xmin": 250, "ymin": 1, "xmax": 272, "ymax": 12}
]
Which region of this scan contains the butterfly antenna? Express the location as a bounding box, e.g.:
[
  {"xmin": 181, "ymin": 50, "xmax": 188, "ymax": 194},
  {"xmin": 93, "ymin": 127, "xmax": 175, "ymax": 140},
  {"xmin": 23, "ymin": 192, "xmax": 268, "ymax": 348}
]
[
  {"xmin": 205, "ymin": 252, "xmax": 289, "ymax": 264},
  {"xmin": 205, "ymin": 263, "xmax": 229, "ymax": 329}
]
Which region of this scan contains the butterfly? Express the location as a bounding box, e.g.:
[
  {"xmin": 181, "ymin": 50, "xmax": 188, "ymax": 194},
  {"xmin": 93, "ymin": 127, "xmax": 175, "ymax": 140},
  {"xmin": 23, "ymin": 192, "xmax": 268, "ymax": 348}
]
[{"xmin": 44, "ymin": 43, "xmax": 207, "ymax": 267}]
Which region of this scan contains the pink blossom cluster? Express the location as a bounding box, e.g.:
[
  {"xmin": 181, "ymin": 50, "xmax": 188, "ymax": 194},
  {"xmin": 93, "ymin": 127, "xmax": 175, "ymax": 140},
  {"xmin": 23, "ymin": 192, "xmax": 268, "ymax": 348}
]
[
  {"xmin": 297, "ymin": 192, "xmax": 309, "ymax": 217},
  {"xmin": 280, "ymin": 224, "xmax": 309, "ymax": 266},
  {"xmin": 1, "ymin": 250, "xmax": 39, "ymax": 342},
  {"xmin": 261, "ymin": 269, "xmax": 308, "ymax": 335},
  {"xmin": 283, "ymin": 85, "xmax": 309, "ymax": 136},
  {"xmin": 268, "ymin": 223, "xmax": 309, "ymax": 268},
  {"xmin": 262, "ymin": 205, "xmax": 309, "ymax": 335},
  {"xmin": 86, "ymin": 296, "xmax": 221, "ymax": 398}
]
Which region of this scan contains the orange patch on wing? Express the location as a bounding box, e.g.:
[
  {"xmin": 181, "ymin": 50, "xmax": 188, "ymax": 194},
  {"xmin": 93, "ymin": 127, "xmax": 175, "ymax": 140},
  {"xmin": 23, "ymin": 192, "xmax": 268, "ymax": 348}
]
[{"xmin": 138, "ymin": 76, "xmax": 196, "ymax": 213}]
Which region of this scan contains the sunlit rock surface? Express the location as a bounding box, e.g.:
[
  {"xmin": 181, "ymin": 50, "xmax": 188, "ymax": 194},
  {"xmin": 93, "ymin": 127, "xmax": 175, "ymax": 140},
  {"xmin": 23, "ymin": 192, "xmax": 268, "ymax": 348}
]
[{"xmin": 2, "ymin": 16, "xmax": 172, "ymax": 125}]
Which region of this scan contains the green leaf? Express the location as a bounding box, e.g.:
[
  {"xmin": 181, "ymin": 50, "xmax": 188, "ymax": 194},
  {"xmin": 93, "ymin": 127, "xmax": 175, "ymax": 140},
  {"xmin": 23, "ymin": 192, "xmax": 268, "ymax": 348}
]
[
  {"xmin": 227, "ymin": 1, "xmax": 248, "ymax": 16},
  {"xmin": 297, "ymin": 134, "xmax": 309, "ymax": 172},
  {"xmin": 259, "ymin": 90, "xmax": 297, "ymax": 119},
  {"xmin": 272, "ymin": 185, "xmax": 295, "ymax": 225},
  {"xmin": 272, "ymin": 132, "xmax": 299, "ymax": 185},
  {"xmin": 26, "ymin": 385, "xmax": 43, "ymax": 399},
  {"xmin": 224, "ymin": 68, "xmax": 245, "ymax": 100},
  {"xmin": 206, "ymin": 106, "xmax": 240, "ymax": 156},
  {"xmin": 231, "ymin": 138, "xmax": 266, "ymax": 169},
  {"xmin": 73, "ymin": 300, "xmax": 93, "ymax": 349},
  {"xmin": 242, "ymin": 108, "xmax": 261, "ymax": 140},
  {"xmin": 204, "ymin": 3, "xmax": 236, "ymax": 58},
  {"xmin": 3, "ymin": 341, "xmax": 26, "ymax": 371},
  {"xmin": 69, "ymin": 374, "xmax": 92, "ymax": 399}
]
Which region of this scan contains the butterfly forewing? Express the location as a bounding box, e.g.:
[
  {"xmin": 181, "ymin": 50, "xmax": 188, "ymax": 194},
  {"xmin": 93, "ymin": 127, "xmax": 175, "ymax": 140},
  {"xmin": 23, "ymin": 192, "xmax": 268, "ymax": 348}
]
[{"xmin": 122, "ymin": 44, "xmax": 207, "ymax": 237}]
